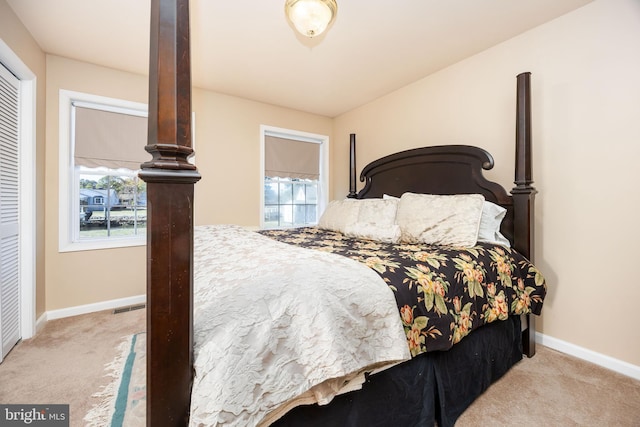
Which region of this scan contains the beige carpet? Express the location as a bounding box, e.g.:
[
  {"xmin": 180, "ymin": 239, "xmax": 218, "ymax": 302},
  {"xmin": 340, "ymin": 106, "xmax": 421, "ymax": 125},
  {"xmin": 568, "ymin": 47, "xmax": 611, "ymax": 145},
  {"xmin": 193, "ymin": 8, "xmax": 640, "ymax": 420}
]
[
  {"xmin": 458, "ymin": 346, "xmax": 640, "ymax": 426},
  {"xmin": 1, "ymin": 308, "xmax": 639, "ymax": 426},
  {"xmin": 0, "ymin": 308, "xmax": 145, "ymax": 427}
]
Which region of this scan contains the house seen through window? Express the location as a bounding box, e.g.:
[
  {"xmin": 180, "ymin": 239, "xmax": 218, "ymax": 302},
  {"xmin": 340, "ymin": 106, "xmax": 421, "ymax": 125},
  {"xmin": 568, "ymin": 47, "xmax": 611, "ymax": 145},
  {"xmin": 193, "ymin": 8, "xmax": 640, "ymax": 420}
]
[{"xmin": 78, "ymin": 170, "xmax": 146, "ymax": 239}]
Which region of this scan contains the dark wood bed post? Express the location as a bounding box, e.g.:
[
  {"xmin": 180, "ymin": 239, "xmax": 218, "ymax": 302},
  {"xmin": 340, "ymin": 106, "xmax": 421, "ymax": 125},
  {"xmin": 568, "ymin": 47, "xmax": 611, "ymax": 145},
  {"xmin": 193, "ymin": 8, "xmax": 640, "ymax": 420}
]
[
  {"xmin": 347, "ymin": 133, "xmax": 358, "ymax": 198},
  {"xmin": 511, "ymin": 71, "xmax": 537, "ymax": 357},
  {"xmin": 139, "ymin": 0, "xmax": 200, "ymax": 425}
]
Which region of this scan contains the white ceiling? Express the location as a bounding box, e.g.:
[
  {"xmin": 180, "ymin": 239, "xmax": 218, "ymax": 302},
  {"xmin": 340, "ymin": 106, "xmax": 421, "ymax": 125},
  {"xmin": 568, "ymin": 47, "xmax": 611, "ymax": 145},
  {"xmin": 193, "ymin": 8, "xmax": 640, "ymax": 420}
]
[{"xmin": 7, "ymin": 0, "xmax": 593, "ymax": 117}]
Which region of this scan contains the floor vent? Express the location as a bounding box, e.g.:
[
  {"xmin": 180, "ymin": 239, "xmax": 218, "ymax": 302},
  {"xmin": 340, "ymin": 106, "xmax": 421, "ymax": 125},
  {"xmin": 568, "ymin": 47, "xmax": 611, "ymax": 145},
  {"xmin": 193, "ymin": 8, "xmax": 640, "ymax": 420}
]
[{"xmin": 113, "ymin": 304, "xmax": 146, "ymax": 314}]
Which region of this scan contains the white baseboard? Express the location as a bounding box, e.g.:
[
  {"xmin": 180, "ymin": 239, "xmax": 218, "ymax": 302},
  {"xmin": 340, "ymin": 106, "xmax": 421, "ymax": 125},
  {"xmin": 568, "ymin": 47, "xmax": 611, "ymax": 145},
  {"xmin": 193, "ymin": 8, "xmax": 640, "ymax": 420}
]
[
  {"xmin": 536, "ymin": 332, "xmax": 640, "ymax": 381},
  {"xmin": 46, "ymin": 294, "xmax": 146, "ymax": 321}
]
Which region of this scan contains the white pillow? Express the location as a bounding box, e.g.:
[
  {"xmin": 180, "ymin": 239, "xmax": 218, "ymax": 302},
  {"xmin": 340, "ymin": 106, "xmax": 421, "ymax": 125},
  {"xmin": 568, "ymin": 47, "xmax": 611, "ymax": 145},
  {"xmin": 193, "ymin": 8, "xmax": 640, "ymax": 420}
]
[
  {"xmin": 396, "ymin": 193, "xmax": 485, "ymax": 247},
  {"xmin": 317, "ymin": 199, "xmax": 360, "ymax": 233},
  {"xmin": 478, "ymin": 201, "xmax": 510, "ymax": 247},
  {"xmin": 343, "ymin": 198, "xmax": 401, "ymax": 243}
]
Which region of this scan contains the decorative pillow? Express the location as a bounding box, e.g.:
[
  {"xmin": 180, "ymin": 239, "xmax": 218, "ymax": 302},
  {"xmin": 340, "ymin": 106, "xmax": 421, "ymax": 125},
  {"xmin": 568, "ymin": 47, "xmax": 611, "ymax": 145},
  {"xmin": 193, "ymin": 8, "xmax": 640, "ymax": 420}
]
[
  {"xmin": 357, "ymin": 198, "xmax": 398, "ymax": 225},
  {"xmin": 317, "ymin": 199, "xmax": 360, "ymax": 233},
  {"xmin": 396, "ymin": 193, "xmax": 485, "ymax": 247},
  {"xmin": 478, "ymin": 201, "xmax": 511, "ymax": 247},
  {"xmin": 343, "ymin": 198, "xmax": 401, "ymax": 243}
]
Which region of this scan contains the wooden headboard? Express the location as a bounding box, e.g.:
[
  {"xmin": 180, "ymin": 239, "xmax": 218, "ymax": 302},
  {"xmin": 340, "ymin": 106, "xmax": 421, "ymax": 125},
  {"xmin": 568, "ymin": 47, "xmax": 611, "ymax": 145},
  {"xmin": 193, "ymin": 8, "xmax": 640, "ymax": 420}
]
[{"xmin": 354, "ymin": 145, "xmax": 516, "ymax": 243}]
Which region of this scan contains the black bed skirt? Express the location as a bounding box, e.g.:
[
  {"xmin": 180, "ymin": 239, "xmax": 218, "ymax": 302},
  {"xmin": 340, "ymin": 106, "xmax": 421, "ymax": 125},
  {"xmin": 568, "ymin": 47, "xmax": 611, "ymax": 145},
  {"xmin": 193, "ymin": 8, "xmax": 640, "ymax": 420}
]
[{"xmin": 273, "ymin": 315, "xmax": 523, "ymax": 427}]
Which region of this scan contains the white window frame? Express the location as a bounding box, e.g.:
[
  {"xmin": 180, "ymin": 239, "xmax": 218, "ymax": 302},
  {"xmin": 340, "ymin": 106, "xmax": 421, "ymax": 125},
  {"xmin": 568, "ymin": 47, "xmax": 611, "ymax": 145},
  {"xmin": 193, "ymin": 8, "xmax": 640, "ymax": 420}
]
[
  {"xmin": 260, "ymin": 125, "xmax": 329, "ymax": 229},
  {"xmin": 58, "ymin": 90, "xmax": 148, "ymax": 252}
]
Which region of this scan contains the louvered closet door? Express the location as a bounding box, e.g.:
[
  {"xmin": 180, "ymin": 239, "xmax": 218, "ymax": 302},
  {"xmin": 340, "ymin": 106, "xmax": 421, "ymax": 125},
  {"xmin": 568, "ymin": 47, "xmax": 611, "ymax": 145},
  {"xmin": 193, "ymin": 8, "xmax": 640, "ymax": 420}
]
[{"xmin": 0, "ymin": 63, "xmax": 21, "ymax": 362}]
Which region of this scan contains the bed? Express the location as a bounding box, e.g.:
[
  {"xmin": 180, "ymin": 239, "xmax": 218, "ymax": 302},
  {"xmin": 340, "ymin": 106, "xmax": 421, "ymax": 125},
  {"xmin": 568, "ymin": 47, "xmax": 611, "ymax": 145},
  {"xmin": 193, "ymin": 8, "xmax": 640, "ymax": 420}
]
[
  {"xmin": 187, "ymin": 209, "xmax": 544, "ymax": 427},
  {"xmin": 140, "ymin": 1, "xmax": 545, "ymax": 426}
]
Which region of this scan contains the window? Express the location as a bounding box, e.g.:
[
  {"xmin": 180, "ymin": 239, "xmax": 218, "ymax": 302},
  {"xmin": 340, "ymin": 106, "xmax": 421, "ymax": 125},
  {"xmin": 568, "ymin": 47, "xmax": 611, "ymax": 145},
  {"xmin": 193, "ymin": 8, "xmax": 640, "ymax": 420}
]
[
  {"xmin": 261, "ymin": 126, "xmax": 328, "ymax": 229},
  {"xmin": 59, "ymin": 90, "xmax": 149, "ymax": 252}
]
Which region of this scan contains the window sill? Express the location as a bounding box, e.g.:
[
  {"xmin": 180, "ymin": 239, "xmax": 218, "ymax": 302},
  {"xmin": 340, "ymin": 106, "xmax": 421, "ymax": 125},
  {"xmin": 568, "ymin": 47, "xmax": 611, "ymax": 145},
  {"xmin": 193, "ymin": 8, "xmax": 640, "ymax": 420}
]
[{"xmin": 59, "ymin": 237, "xmax": 145, "ymax": 253}]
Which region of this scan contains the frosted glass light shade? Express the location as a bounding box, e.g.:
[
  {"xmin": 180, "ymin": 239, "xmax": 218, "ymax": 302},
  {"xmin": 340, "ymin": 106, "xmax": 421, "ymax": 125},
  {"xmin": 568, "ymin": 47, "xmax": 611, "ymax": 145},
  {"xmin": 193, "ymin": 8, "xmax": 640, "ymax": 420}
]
[{"xmin": 285, "ymin": 0, "xmax": 338, "ymax": 38}]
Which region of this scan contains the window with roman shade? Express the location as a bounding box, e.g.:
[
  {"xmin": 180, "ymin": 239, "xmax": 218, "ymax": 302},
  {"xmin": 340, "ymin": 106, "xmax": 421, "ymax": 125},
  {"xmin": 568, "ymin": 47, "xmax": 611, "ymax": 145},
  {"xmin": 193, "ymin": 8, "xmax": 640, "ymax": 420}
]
[
  {"xmin": 70, "ymin": 102, "xmax": 148, "ymax": 243},
  {"xmin": 263, "ymin": 133, "xmax": 323, "ymax": 229}
]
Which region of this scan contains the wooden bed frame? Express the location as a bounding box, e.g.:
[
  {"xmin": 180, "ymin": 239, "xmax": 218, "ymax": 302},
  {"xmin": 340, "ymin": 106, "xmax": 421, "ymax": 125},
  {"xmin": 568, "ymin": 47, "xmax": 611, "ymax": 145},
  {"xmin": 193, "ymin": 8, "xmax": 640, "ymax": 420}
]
[{"xmin": 141, "ymin": 1, "xmax": 537, "ymax": 425}]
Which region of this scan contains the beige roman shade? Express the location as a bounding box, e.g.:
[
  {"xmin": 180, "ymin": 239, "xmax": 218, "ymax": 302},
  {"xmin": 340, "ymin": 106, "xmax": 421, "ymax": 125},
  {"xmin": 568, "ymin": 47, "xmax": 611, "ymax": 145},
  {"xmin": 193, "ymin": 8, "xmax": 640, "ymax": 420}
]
[
  {"xmin": 265, "ymin": 135, "xmax": 320, "ymax": 180},
  {"xmin": 74, "ymin": 106, "xmax": 148, "ymax": 170}
]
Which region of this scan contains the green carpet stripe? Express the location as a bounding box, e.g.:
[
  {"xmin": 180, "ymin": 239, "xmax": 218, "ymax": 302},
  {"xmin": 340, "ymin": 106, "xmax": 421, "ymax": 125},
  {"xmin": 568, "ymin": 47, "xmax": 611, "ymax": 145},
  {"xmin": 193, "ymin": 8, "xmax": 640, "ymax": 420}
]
[{"xmin": 111, "ymin": 333, "xmax": 139, "ymax": 427}]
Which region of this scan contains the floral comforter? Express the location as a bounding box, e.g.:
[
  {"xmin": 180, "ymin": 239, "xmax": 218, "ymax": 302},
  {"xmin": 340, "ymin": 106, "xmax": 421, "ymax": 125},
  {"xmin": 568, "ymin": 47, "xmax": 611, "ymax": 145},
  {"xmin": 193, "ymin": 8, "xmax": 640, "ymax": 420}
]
[{"xmin": 260, "ymin": 227, "xmax": 546, "ymax": 357}]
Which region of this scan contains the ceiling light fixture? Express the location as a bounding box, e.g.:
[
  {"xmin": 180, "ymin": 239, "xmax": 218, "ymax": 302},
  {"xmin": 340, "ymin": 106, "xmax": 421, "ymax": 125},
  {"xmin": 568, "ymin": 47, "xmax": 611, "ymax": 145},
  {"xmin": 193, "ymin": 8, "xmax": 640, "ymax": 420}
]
[{"xmin": 285, "ymin": 0, "xmax": 338, "ymax": 38}]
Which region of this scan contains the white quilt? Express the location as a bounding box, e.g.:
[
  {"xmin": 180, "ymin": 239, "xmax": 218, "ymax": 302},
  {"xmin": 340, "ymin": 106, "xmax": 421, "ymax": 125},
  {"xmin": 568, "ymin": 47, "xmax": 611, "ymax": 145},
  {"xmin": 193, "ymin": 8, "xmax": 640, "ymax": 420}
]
[{"xmin": 189, "ymin": 225, "xmax": 411, "ymax": 427}]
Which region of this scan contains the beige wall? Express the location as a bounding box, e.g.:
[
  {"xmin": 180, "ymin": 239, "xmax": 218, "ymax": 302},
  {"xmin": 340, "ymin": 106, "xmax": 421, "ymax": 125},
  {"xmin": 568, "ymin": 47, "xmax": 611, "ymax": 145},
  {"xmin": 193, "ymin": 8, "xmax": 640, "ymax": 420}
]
[
  {"xmin": 43, "ymin": 56, "xmax": 333, "ymax": 311},
  {"xmin": 335, "ymin": 0, "xmax": 640, "ymax": 367},
  {"xmin": 0, "ymin": 0, "xmax": 47, "ymax": 319},
  {"xmin": 192, "ymin": 91, "xmax": 333, "ymax": 226}
]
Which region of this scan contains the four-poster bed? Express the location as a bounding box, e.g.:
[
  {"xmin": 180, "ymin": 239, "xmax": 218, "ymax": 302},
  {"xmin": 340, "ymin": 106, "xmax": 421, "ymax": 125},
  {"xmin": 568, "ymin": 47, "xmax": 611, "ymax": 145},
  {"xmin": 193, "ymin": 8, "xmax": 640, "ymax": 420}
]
[{"xmin": 142, "ymin": 1, "xmax": 545, "ymax": 426}]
